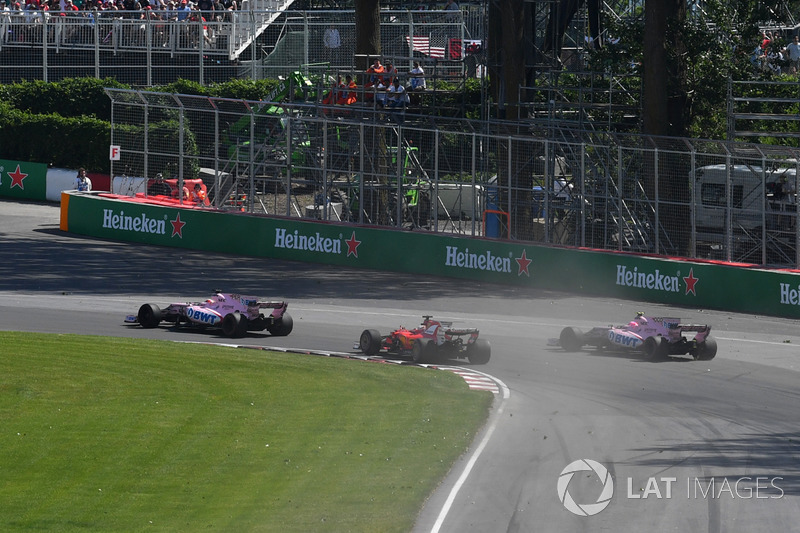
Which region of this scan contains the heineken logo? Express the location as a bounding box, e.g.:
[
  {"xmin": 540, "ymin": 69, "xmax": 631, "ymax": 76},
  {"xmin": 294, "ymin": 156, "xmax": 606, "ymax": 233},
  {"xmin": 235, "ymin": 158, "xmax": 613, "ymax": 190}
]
[
  {"xmin": 779, "ymin": 283, "xmax": 800, "ymax": 305},
  {"xmin": 445, "ymin": 245, "xmax": 532, "ymax": 276},
  {"xmin": 102, "ymin": 209, "xmax": 186, "ymax": 238},
  {"xmin": 616, "ymin": 265, "xmax": 700, "ymax": 295},
  {"xmin": 274, "ymin": 228, "xmax": 361, "ymax": 258}
]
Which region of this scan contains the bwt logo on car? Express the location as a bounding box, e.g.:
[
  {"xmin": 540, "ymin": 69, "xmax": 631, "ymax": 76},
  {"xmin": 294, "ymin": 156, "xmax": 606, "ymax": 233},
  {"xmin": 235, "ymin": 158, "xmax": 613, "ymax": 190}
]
[
  {"xmin": 102, "ymin": 209, "xmax": 166, "ymax": 235},
  {"xmin": 608, "ymin": 331, "xmax": 642, "ymax": 348},
  {"xmin": 186, "ymin": 308, "xmax": 220, "ymax": 324},
  {"xmin": 616, "ymin": 265, "xmax": 680, "ymax": 293}
]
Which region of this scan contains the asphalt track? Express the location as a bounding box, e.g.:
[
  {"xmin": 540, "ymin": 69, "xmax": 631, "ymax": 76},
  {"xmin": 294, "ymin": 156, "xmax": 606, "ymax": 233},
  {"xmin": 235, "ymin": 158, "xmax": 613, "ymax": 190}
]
[{"xmin": 3, "ymin": 199, "xmax": 800, "ymax": 532}]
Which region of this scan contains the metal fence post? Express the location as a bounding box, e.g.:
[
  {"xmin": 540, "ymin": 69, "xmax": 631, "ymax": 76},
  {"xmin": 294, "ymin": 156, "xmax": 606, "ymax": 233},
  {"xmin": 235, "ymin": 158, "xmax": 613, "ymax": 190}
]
[{"xmin": 654, "ymin": 147, "xmax": 659, "ymax": 254}]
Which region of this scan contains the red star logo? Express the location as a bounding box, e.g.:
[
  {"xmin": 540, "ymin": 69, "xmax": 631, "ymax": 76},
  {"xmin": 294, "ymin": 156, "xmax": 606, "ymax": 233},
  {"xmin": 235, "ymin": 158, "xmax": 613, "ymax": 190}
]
[
  {"xmin": 8, "ymin": 165, "xmax": 27, "ymax": 190},
  {"xmin": 515, "ymin": 249, "xmax": 532, "ymax": 277},
  {"xmin": 345, "ymin": 231, "xmax": 361, "ymax": 257},
  {"xmin": 170, "ymin": 213, "xmax": 186, "ymax": 238},
  {"xmin": 683, "ymin": 268, "xmax": 699, "ymax": 295}
]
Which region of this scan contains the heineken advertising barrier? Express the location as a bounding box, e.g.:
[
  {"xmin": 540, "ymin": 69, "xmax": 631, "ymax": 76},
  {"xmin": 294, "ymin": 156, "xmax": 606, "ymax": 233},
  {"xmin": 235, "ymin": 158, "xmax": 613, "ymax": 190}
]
[
  {"xmin": 0, "ymin": 159, "xmax": 48, "ymax": 202},
  {"xmin": 61, "ymin": 191, "xmax": 800, "ymax": 319}
]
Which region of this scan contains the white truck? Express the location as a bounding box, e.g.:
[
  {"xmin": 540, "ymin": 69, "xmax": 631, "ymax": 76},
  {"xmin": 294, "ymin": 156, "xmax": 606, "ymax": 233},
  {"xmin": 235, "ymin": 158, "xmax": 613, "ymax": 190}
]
[{"xmin": 692, "ymin": 163, "xmax": 797, "ymax": 242}]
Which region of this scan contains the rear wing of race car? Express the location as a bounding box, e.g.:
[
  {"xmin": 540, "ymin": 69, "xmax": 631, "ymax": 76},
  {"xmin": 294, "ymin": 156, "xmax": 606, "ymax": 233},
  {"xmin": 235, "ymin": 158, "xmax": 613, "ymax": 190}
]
[
  {"xmin": 676, "ymin": 324, "xmax": 711, "ymax": 333},
  {"xmin": 444, "ymin": 327, "xmax": 479, "ymax": 336}
]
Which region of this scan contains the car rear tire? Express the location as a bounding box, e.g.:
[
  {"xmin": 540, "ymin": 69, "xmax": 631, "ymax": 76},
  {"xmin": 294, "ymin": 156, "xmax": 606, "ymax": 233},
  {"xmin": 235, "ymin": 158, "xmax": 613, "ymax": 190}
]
[
  {"xmin": 222, "ymin": 312, "xmax": 247, "ymax": 338},
  {"xmin": 359, "ymin": 329, "xmax": 382, "ymax": 355},
  {"xmin": 268, "ymin": 312, "xmax": 293, "ymax": 336},
  {"xmin": 695, "ymin": 336, "xmax": 717, "ymax": 361},
  {"xmin": 643, "ymin": 336, "xmax": 669, "ymax": 360},
  {"xmin": 138, "ymin": 303, "xmax": 162, "ymax": 329},
  {"xmin": 559, "ymin": 327, "xmax": 584, "ymax": 352},
  {"xmin": 467, "ymin": 338, "xmax": 491, "ymax": 364},
  {"xmin": 412, "ymin": 338, "xmax": 434, "ymax": 364}
]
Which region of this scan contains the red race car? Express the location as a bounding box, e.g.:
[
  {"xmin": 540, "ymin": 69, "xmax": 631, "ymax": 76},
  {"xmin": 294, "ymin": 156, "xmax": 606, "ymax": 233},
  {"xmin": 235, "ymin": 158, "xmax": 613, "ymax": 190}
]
[{"xmin": 357, "ymin": 315, "xmax": 491, "ymax": 364}]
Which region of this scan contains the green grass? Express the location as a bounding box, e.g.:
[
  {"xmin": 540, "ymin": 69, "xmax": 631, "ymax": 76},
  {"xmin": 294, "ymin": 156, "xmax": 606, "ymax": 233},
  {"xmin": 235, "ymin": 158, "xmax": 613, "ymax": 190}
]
[{"xmin": 0, "ymin": 332, "xmax": 492, "ymax": 532}]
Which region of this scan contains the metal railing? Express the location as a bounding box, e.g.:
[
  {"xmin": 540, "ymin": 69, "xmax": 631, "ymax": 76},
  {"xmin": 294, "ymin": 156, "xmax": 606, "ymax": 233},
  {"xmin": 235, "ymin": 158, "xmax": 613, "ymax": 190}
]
[{"xmin": 107, "ymin": 88, "xmax": 800, "ymax": 268}]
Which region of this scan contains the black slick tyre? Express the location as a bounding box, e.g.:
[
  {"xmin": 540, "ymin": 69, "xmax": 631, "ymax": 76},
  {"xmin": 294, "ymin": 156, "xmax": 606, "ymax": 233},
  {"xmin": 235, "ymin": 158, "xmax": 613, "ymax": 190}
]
[
  {"xmin": 268, "ymin": 312, "xmax": 294, "ymax": 336},
  {"xmin": 222, "ymin": 312, "xmax": 246, "ymax": 338},
  {"xmin": 138, "ymin": 303, "xmax": 162, "ymax": 329},
  {"xmin": 359, "ymin": 329, "xmax": 382, "ymax": 355},
  {"xmin": 467, "ymin": 338, "xmax": 491, "ymax": 364},
  {"xmin": 643, "ymin": 336, "xmax": 669, "ymax": 360},
  {"xmin": 559, "ymin": 327, "xmax": 584, "ymax": 352},
  {"xmin": 694, "ymin": 336, "xmax": 717, "ymax": 361},
  {"xmin": 412, "ymin": 338, "xmax": 434, "ymax": 364}
]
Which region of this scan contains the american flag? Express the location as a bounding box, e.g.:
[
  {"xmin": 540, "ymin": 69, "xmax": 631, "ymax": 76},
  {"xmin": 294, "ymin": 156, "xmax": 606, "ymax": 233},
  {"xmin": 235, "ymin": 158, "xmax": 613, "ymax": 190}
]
[{"xmin": 405, "ymin": 36, "xmax": 446, "ymax": 59}]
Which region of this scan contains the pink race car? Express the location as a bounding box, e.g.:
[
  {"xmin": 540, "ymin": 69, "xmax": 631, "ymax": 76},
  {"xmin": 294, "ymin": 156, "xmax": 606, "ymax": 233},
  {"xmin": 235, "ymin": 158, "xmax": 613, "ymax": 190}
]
[
  {"xmin": 357, "ymin": 315, "xmax": 491, "ymax": 364},
  {"xmin": 125, "ymin": 291, "xmax": 292, "ymax": 338},
  {"xmin": 556, "ymin": 312, "xmax": 716, "ymax": 360}
]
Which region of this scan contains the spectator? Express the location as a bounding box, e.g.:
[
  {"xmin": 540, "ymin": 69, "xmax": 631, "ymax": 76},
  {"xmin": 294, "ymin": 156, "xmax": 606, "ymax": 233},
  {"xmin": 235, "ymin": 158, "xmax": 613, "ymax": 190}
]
[
  {"xmin": 192, "ymin": 182, "xmax": 208, "ymax": 204},
  {"xmin": 384, "ymin": 60, "xmax": 398, "ymax": 85},
  {"xmin": 147, "ymin": 172, "xmax": 171, "ymax": 196},
  {"xmin": 387, "ymin": 78, "xmax": 409, "ymax": 109},
  {"xmin": 365, "ymin": 57, "xmax": 385, "ymax": 87},
  {"xmin": 786, "ymin": 35, "xmax": 800, "ymax": 73},
  {"xmin": 74, "ymin": 167, "xmax": 92, "ymax": 191},
  {"xmin": 323, "ymin": 24, "xmax": 341, "ymax": 64},
  {"xmin": 408, "ymin": 60, "xmax": 426, "ymax": 90},
  {"xmin": 336, "ymin": 74, "xmax": 358, "ymax": 105}
]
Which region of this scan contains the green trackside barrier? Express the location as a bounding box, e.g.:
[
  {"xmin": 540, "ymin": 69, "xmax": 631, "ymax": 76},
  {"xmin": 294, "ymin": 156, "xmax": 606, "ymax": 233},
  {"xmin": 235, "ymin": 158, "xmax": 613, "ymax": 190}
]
[
  {"xmin": 0, "ymin": 159, "xmax": 47, "ymax": 201},
  {"xmin": 61, "ymin": 192, "xmax": 800, "ymax": 319}
]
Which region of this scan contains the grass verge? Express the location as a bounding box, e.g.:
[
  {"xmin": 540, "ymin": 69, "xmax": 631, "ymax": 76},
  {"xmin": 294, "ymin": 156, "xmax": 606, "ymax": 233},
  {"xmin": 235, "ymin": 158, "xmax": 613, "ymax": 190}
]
[{"xmin": 0, "ymin": 332, "xmax": 493, "ymax": 532}]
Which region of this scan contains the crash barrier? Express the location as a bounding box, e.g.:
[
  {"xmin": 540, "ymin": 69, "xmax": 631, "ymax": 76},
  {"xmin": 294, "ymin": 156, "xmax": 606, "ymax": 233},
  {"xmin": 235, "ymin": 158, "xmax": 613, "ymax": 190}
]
[
  {"xmin": 0, "ymin": 159, "xmax": 110, "ymax": 202},
  {"xmin": 61, "ymin": 191, "xmax": 800, "ymax": 320}
]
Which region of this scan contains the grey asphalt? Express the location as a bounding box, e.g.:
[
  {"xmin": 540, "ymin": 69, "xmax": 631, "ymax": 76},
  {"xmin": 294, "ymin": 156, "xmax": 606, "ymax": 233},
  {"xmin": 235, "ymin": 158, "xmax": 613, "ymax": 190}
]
[{"xmin": 3, "ymin": 198, "xmax": 800, "ymax": 532}]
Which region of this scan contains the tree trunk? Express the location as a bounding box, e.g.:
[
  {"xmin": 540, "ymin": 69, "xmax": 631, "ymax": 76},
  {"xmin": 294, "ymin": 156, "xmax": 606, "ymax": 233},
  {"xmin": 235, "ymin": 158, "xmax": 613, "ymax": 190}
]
[
  {"xmin": 642, "ymin": 0, "xmax": 689, "ymax": 254},
  {"xmin": 354, "ymin": 0, "xmax": 381, "ymax": 72}
]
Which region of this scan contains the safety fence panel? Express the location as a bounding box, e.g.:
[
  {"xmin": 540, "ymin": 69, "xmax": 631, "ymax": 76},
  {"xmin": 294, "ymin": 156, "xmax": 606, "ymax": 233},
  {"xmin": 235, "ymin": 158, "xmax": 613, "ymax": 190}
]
[{"xmin": 106, "ymin": 88, "xmax": 800, "ymax": 268}]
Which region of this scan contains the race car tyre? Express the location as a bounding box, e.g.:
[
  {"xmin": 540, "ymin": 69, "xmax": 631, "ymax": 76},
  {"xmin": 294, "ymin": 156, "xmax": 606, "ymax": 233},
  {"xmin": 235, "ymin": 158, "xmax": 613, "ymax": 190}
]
[
  {"xmin": 222, "ymin": 312, "xmax": 247, "ymax": 338},
  {"xmin": 695, "ymin": 336, "xmax": 717, "ymax": 361},
  {"xmin": 138, "ymin": 303, "xmax": 162, "ymax": 329},
  {"xmin": 467, "ymin": 338, "xmax": 491, "ymax": 365},
  {"xmin": 412, "ymin": 338, "xmax": 434, "ymax": 364},
  {"xmin": 268, "ymin": 312, "xmax": 294, "ymax": 336},
  {"xmin": 559, "ymin": 327, "xmax": 584, "ymax": 352},
  {"xmin": 359, "ymin": 329, "xmax": 382, "ymax": 356},
  {"xmin": 643, "ymin": 336, "xmax": 669, "ymax": 360}
]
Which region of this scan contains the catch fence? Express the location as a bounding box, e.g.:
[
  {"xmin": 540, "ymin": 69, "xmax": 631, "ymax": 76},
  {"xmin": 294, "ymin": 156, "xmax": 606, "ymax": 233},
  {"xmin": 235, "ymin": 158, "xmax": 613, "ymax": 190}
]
[{"xmin": 107, "ymin": 88, "xmax": 800, "ymax": 268}]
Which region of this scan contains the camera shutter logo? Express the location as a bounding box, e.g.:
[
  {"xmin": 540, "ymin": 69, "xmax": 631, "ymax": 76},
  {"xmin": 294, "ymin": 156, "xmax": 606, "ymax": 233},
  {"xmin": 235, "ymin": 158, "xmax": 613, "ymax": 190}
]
[{"xmin": 557, "ymin": 459, "xmax": 614, "ymax": 516}]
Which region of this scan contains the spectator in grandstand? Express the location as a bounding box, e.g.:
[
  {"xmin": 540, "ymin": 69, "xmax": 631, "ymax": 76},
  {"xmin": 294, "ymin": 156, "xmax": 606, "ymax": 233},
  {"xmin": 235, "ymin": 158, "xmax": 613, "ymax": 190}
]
[
  {"xmin": 175, "ymin": 0, "xmax": 189, "ymax": 20},
  {"xmin": 336, "ymin": 74, "xmax": 358, "ymax": 105},
  {"xmin": 443, "ymin": 0, "xmax": 459, "ymax": 21},
  {"xmin": 323, "ymin": 24, "xmax": 341, "ymax": 65},
  {"xmin": 408, "ymin": 60, "xmax": 426, "ymax": 90},
  {"xmin": 384, "ymin": 60, "xmax": 398, "ymax": 85},
  {"xmin": 74, "ymin": 168, "xmax": 92, "ymax": 192},
  {"xmin": 196, "ymin": 0, "xmax": 213, "ymax": 38},
  {"xmin": 374, "ymin": 79, "xmax": 388, "ymax": 108},
  {"xmin": 366, "ymin": 58, "xmax": 386, "ymax": 87},
  {"xmin": 387, "ymin": 78, "xmax": 409, "ymax": 109},
  {"xmin": 786, "ymin": 35, "xmax": 800, "ymax": 73}
]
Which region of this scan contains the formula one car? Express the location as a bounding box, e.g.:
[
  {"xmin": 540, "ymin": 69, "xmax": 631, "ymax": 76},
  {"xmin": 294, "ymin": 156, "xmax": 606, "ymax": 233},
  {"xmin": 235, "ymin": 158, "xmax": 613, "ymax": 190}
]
[
  {"xmin": 125, "ymin": 291, "xmax": 293, "ymax": 338},
  {"xmin": 555, "ymin": 312, "xmax": 716, "ymax": 360},
  {"xmin": 357, "ymin": 315, "xmax": 491, "ymax": 364}
]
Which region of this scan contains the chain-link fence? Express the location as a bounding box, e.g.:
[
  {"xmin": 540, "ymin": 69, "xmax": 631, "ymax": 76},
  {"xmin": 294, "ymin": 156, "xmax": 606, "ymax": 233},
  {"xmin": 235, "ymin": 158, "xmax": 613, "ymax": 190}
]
[{"xmin": 106, "ymin": 87, "xmax": 800, "ymax": 268}]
